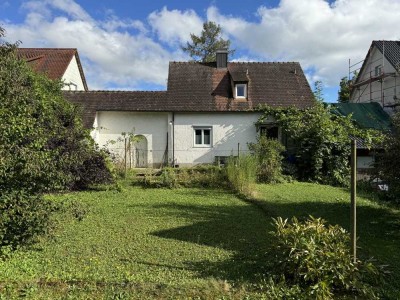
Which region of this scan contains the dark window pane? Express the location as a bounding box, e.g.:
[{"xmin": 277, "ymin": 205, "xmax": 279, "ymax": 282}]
[
  {"xmin": 203, "ymin": 129, "xmax": 211, "ymax": 144},
  {"xmin": 236, "ymin": 85, "xmax": 245, "ymax": 97},
  {"xmin": 195, "ymin": 129, "xmax": 202, "ymax": 144}
]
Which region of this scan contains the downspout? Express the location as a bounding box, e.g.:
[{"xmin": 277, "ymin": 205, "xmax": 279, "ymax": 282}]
[{"xmin": 170, "ymin": 112, "xmax": 175, "ymax": 167}]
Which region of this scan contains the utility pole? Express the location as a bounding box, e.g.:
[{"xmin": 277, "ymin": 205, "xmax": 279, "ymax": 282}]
[{"xmin": 350, "ymin": 139, "xmax": 357, "ymax": 263}]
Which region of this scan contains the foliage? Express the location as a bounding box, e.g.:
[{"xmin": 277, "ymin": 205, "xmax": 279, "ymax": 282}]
[
  {"xmin": 0, "ymin": 28, "xmax": 113, "ymax": 193},
  {"xmin": 0, "ymin": 191, "xmax": 55, "ymax": 250},
  {"xmin": 138, "ymin": 165, "xmax": 227, "ymax": 189},
  {"xmin": 338, "ymin": 76, "xmax": 351, "ymax": 103},
  {"xmin": 256, "ymin": 103, "xmax": 382, "ymax": 186},
  {"xmin": 313, "ymin": 80, "xmax": 324, "ymax": 102},
  {"xmin": 226, "ymin": 155, "xmax": 257, "ymax": 196},
  {"xmin": 248, "ymin": 135, "xmax": 286, "ymax": 183},
  {"xmin": 269, "ymin": 216, "xmax": 383, "ymax": 299},
  {"xmin": 181, "ymin": 21, "xmax": 234, "ymax": 62},
  {"xmin": 372, "ymin": 112, "xmax": 400, "ymax": 202}
]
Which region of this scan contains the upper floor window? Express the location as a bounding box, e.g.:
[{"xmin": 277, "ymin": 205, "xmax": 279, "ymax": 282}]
[
  {"xmin": 375, "ymin": 65, "xmax": 382, "ymax": 77},
  {"xmin": 235, "ymin": 83, "xmax": 247, "ymax": 98}
]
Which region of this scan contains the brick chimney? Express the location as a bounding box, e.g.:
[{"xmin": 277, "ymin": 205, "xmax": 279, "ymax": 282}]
[{"xmin": 216, "ymin": 49, "xmax": 228, "ymax": 68}]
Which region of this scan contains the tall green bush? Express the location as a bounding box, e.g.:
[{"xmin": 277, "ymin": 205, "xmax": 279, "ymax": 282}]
[
  {"xmin": 257, "ymin": 103, "xmax": 381, "ymax": 186},
  {"xmin": 269, "ymin": 216, "xmax": 383, "ymax": 299},
  {"xmin": 0, "ymin": 29, "xmax": 113, "ymax": 193},
  {"xmin": 372, "ymin": 112, "xmax": 400, "ymax": 202},
  {"xmin": 248, "ymin": 136, "xmax": 285, "ymax": 183}
]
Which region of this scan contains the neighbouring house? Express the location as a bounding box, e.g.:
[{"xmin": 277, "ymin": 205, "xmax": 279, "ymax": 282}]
[
  {"xmin": 17, "ymin": 48, "xmax": 88, "ymax": 91},
  {"xmin": 331, "ymin": 102, "xmax": 392, "ymax": 179},
  {"xmin": 64, "ymin": 51, "xmax": 314, "ymax": 168},
  {"xmin": 350, "ymin": 41, "xmax": 400, "ymax": 114}
]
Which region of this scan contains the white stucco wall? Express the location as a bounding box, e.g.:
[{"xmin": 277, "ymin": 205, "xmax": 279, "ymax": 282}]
[
  {"xmin": 171, "ymin": 112, "xmax": 262, "ymax": 166},
  {"xmin": 96, "ymin": 111, "xmax": 169, "ymax": 167},
  {"xmin": 351, "ymin": 47, "xmax": 399, "ymax": 114},
  {"xmin": 61, "ymin": 55, "xmax": 86, "ymax": 91}
]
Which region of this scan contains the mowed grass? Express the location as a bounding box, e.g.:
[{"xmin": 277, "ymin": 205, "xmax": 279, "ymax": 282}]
[
  {"xmin": 1, "ymin": 181, "xmax": 400, "ymax": 299},
  {"xmin": 0, "ymin": 185, "xmax": 271, "ymax": 299},
  {"xmin": 256, "ymin": 182, "xmax": 400, "ymax": 298}
]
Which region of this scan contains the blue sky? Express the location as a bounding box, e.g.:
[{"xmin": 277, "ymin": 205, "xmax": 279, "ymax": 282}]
[{"xmin": 1, "ymin": 0, "xmax": 399, "ymax": 102}]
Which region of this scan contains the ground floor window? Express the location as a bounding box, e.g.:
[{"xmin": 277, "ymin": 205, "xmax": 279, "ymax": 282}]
[
  {"xmin": 260, "ymin": 125, "xmax": 279, "ymax": 140},
  {"xmin": 194, "ymin": 127, "xmax": 212, "ymax": 147}
]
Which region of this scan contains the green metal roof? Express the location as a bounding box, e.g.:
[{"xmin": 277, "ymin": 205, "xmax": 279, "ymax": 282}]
[{"xmin": 330, "ymin": 102, "xmax": 392, "ymax": 131}]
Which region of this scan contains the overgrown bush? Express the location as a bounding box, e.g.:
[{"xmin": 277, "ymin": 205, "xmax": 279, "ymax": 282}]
[
  {"xmin": 0, "ymin": 30, "xmax": 113, "ymax": 194},
  {"xmin": 0, "ymin": 191, "xmax": 54, "ymax": 249},
  {"xmin": 248, "ymin": 136, "xmax": 286, "ymax": 183},
  {"xmin": 226, "ymin": 155, "xmax": 257, "ymax": 196},
  {"xmin": 372, "ymin": 112, "xmax": 400, "ymax": 202},
  {"xmin": 257, "ymin": 104, "xmax": 382, "ymax": 186},
  {"xmin": 268, "ymin": 216, "xmax": 383, "ymax": 299}
]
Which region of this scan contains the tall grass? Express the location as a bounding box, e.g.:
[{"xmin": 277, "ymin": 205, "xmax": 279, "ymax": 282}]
[{"xmin": 226, "ymin": 155, "xmax": 257, "ymax": 197}]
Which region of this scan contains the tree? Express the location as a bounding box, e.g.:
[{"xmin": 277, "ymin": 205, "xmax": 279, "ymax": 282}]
[
  {"xmin": 181, "ymin": 21, "xmax": 234, "ymax": 62},
  {"xmin": 313, "ymin": 80, "xmax": 324, "ymax": 102},
  {"xmin": 338, "ymin": 76, "xmax": 351, "ymax": 103}
]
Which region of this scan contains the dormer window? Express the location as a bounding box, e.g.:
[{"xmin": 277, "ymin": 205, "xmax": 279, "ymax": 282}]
[{"xmin": 235, "ymin": 83, "xmax": 247, "ymax": 98}]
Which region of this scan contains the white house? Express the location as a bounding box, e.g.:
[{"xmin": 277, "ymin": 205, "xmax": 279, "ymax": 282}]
[
  {"xmin": 17, "ymin": 48, "xmax": 88, "ymax": 91},
  {"xmin": 350, "ymin": 41, "xmax": 400, "ymax": 114},
  {"xmin": 64, "ymin": 51, "xmax": 314, "ymax": 168}
]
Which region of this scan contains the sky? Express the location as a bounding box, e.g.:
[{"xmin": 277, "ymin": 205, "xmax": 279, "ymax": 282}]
[{"xmin": 1, "ymin": 0, "xmax": 399, "ymax": 102}]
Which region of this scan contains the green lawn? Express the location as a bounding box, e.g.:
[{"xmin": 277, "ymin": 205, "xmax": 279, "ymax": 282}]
[
  {"xmin": 0, "ymin": 182, "xmax": 399, "ymax": 299},
  {"xmin": 0, "ymin": 185, "xmax": 271, "ymax": 299}
]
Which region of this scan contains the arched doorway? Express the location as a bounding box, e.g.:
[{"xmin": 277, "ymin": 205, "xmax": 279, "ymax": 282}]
[{"xmin": 133, "ymin": 135, "xmax": 148, "ymax": 168}]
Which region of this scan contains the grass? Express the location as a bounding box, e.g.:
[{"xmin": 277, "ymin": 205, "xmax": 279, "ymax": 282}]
[
  {"xmin": 0, "ymin": 181, "xmax": 399, "ymax": 299},
  {"xmin": 0, "ymin": 183, "xmax": 271, "ymax": 299}
]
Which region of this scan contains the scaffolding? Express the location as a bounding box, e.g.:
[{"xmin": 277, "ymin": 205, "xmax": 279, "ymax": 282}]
[{"xmin": 349, "ymin": 41, "xmax": 400, "ymax": 110}]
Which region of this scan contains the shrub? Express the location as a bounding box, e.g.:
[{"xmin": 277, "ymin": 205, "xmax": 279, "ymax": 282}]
[
  {"xmin": 226, "ymin": 155, "xmax": 257, "ymax": 196},
  {"xmin": 0, "ymin": 191, "xmax": 54, "ymax": 249},
  {"xmin": 248, "ymin": 136, "xmax": 286, "ymax": 183},
  {"xmin": 268, "ymin": 216, "xmax": 383, "ymax": 299},
  {"xmin": 256, "ymin": 104, "xmax": 382, "ymax": 186},
  {"xmin": 372, "ymin": 112, "xmax": 400, "ymax": 202}
]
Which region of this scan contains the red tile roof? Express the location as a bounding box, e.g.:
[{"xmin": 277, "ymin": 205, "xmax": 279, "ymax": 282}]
[
  {"xmin": 17, "ymin": 48, "xmax": 88, "ymax": 91},
  {"xmin": 64, "ymin": 61, "xmax": 315, "ymax": 128}
]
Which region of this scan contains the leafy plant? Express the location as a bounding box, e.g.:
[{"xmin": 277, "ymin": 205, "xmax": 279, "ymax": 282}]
[
  {"xmin": 268, "ymin": 216, "xmax": 384, "ymax": 299},
  {"xmin": 248, "ymin": 136, "xmax": 286, "ymax": 183},
  {"xmin": 0, "ymin": 191, "xmax": 55, "ymax": 249},
  {"xmin": 372, "ymin": 112, "xmax": 400, "ymax": 202},
  {"xmin": 256, "ymin": 103, "xmax": 382, "ymax": 186}
]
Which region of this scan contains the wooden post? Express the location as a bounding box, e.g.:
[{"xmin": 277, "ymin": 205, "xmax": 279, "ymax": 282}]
[
  {"xmin": 350, "ymin": 139, "xmax": 357, "ymax": 263},
  {"xmin": 237, "ymin": 143, "xmax": 240, "ymax": 157}
]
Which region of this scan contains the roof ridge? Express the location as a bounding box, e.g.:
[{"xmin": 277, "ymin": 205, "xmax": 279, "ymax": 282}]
[
  {"xmin": 64, "ymin": 90, "xmax": 167, "ymax": 93},
  {"xmin": 18, "ymin": 47, "xmax": 78, "ymax": 51}
]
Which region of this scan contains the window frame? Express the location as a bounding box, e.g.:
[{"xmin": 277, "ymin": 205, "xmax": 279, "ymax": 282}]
[
  {"xmin": 235, "ymin": 83, "xmax": 247, "ymax": 99},
  {"xmin": 193, "ymin": 126, "xmax": 213, "ymax": 148}
]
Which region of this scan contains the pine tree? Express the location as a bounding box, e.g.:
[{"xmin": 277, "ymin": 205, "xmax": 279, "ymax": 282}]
[{"xmin": 181, "ymin": 21, "xmax": 234, "ymax": 62}]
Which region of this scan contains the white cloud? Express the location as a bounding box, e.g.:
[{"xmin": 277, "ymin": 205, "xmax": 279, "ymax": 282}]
[
  {"xmin": 148, "ymin": 6, "xmax": 203, "ymax": 45},
  {"xmin": 207, "ymin": 0, "xmax": 400, "ymax": 86}
]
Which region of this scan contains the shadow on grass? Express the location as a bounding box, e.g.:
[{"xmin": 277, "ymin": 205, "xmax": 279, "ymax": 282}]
[{"xmin": 150, "ymin": 189, "xmax": 400, "ymax": 287}]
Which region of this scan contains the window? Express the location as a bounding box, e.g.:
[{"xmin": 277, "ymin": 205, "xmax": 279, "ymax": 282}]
[
  {"xmin": 375, "ymin": 65, "xmax": 382, "ymax": 77},
  {"xmin": 235, "ymin": 83, "xmax": 247, "ymax": 98},
  {"xmin": 260, "ymin": 126, "xmax": 279, "ymax": 139},
  {"xmin": 194, "ymin": 127, "xmax": 212, "ymax": 147}
]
